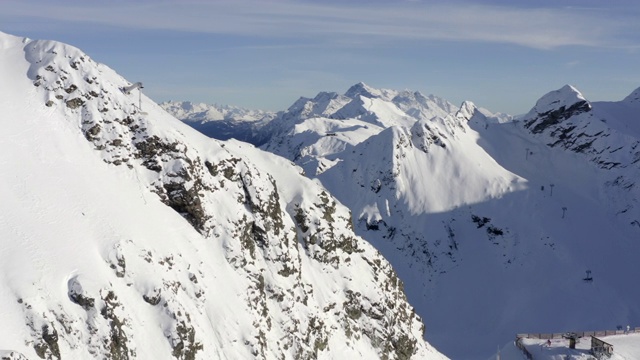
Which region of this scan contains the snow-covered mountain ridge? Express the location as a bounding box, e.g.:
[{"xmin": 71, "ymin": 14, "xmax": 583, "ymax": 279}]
[
  {"xmin": 0, "ymin": 31, "xmax": 447, "ymax": 360},
  {"xmin": 243, "ymin": 82, "xmax": 640, "ymax": 359}
]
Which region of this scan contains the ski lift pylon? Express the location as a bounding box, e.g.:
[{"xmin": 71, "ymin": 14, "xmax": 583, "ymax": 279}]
[{"xmin": 122, "ymin": 82, "xmax": 147, "ymax": 115}]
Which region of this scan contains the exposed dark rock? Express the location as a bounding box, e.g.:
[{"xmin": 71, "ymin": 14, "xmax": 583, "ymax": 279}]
[
  {"xmin": 84, "ymin": 124, "xmax": 101, "ymax": 140},
  {"xmin": 100, "ymin": 291, "xmax": 130, "ymax": 360},
  {"xmin": 171, "ymin": 321, "xmax": 203, "ymax": 360},
  {"xmin": 64, "ymin": 84, "xmax": 77, "ymax": 94},
  {"xmin": 471, "ymin": 215, "xmax": 491, "ymax": 228},
  {"xmin": 238, "ymin": 217, "xmax": 257, "ymax": 260},
  {"xmin": 525, "ymin": 100, "xmax": 591, "ymax": 134},
  {"xmin": 162, "ymin": 181, "xmax": 209, "ymax": 231},
  {"xmin": 392, "ymin": 334, "xmax": 417, "ymax": 360},
  {"xmin": 134, "ymin": 135, "xmax": 180, "ymax": 159},
  {"xmin": 278, "ymin": 263, "xmax": 296, "ymax": 277},
  {"xmin": 108, "ymin": 253, "xmax": 126, "ymax": 278},
  {"xmin": 142, "ymin": 289, "xmax": 162, "ymax": 306},
  {"xmin": 65, "ymin": 97, "xmax": 84, "ymax": 109},
  {"xmin": 34, "ymin": 324, "xmax": 60, "ymax": 360},
  {"xmin": 294, "ymin": 207, "xmax": 309, "ymax": 233},
  {"xmin": 188, "ymin": 273, "xmax": 198, "ymax": 284},
  {"xmin": 487, "ymin": 225, "xmax": 504, "ymax": 237},
  {"xmin": 69, "ymin": 291, "xmax": 95, "ymax": 311}
]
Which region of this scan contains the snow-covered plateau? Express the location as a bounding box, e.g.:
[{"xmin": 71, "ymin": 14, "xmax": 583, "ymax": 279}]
[
  {"xmin": 169, "ymin": 81, "xmax": 640, "ymax": 359},
  {"xmin": 0, "ymin": 31, "xmax": 448, "ymax": 359}
]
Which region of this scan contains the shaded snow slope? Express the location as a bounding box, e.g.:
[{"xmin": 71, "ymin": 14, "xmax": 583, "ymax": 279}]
[
  {"xmin": 0, "ymin": 31, "xmax": 447, "ymax": 360},
  {"xmin": 256, "ymin": 83, "xmax": 640, "ymax": 359}
]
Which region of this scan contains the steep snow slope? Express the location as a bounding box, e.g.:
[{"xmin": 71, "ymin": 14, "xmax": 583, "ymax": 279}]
[
  {"xmin": 160, "ymin": 100, "xmax": 276, "ymax": 142},
  {"xmin": 257, "ymin": 83, "xmax": 640, "ymax": 359},
  {"xmin": 0, "ymin": 32, "xmax": 447, "ymax": 360}
]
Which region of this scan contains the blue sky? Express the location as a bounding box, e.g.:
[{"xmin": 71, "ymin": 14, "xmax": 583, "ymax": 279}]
[{"xmin": 3, "ymin": 0, "xmax": 640, "ymax": 114}]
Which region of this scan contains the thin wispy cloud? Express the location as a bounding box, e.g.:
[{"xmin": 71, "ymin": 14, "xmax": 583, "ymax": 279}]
[
  {"xmin": 3, "ymin": 0, "xmax": 638, "ymax": 50},
  {"xmin": 565, "ymin": 60, "xmax": 580, "ymax": 68}
]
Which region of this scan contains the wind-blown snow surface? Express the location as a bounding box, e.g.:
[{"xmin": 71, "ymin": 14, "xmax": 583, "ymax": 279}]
[
  {"xmin": 256, "ymin": 83, "xmax": 640, "ymax": 359},
  {"xmin": 0, "ymin": 32, "xmax": 447, "ymax": 360}
]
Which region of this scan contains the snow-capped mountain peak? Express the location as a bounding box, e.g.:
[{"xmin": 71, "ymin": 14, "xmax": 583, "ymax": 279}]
[
  {"xmin": 534, "ymin": 84, "xmax": 587, "ymax": 111},
  {"xmin": 523, "ymin": 84, "xmax": 592, "ymax": 134},
  {"xmin": 344, "ymin": 81, "xmax": 392, "ymax": 100},
  {"xmin": 455, "ymin": 100, "xmax": 478, "ymax": 122},
  {"xmin": 286, "ymin": 91, "xmax": 352, "ymax": 120},
  {"xmin": 0, "ymin": 31, "xmax": 448, "ymax": 360}
]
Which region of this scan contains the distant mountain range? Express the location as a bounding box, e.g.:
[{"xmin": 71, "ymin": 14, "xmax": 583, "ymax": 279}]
[
  {"xmin": 159, "ymin": 101, "xmax": 276, "ymax": 142},
  {"xmin": 167, "ymin": 81, "xmax": 640, "ymax": 359}
]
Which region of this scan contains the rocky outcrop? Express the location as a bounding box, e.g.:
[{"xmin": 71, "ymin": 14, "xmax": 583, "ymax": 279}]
[
  {"xmin": 521, "ymin": 85, "xmax": 612, "ymax": 157},
  {"xmin": 523, "ymin": 85, "xmax": 592, "ymax": 134}
]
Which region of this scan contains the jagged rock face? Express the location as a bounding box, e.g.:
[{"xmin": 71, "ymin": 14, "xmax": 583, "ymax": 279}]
[
  {"xmin": 0, "ymin": 32, "xmax": 447, "ymax": 359},
  {"xmin": 521, "ymin": 85, "xmax": 627, "ymax": 160},
  {"xmin": 528, "ymin": 98, "xmax": 592, "ymax": 134}
]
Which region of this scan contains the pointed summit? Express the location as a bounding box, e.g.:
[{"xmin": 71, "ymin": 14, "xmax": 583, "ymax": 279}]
[
  {"xmin": 344, "ymin": 82, "xmax": 398, "ymax": 101},
  {"xmin": 455, "ymin": 101, "xmax": 478, "ymax": 122},
  {"xmin": 344, "ymin": 82, "xmax": 381, "ymax": 99},
  {"xmin": 523, "ymin": 85, "xmax": 591, "ymax": 134},
  {"xmin": 531, "ymin": 85, "xmax": 588, "ymax": 115}
]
